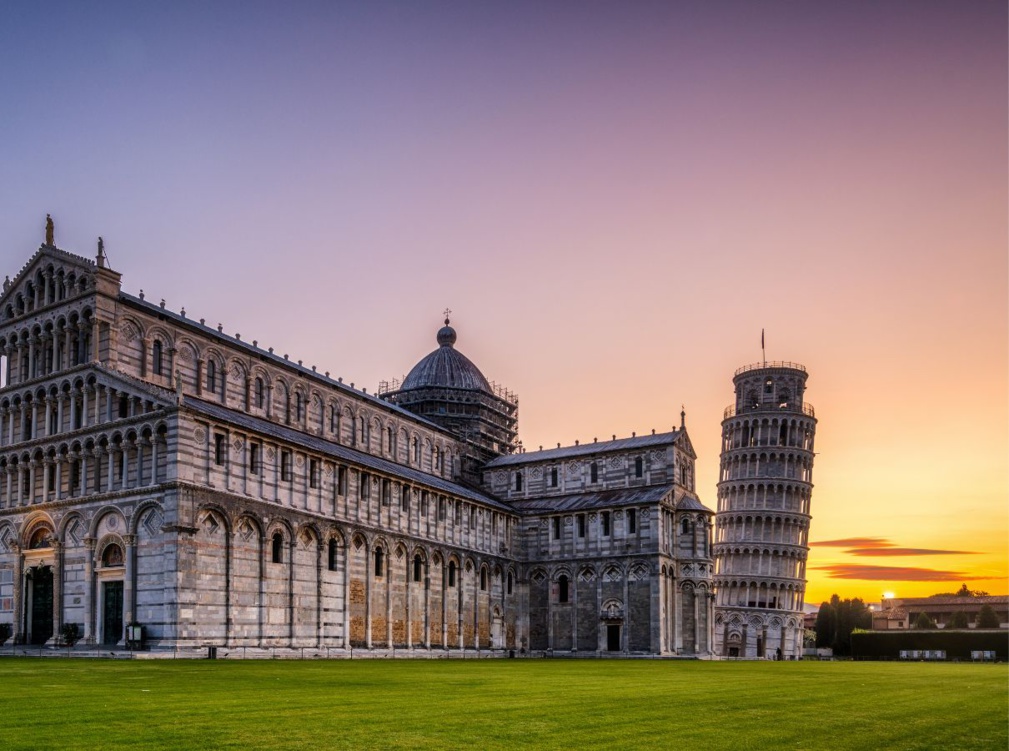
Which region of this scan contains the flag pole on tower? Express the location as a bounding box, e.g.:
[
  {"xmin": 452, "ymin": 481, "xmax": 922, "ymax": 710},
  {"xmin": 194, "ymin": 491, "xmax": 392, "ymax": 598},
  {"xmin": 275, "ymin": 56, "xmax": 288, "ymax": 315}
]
[{"xmin": 761, "ymin": 329, "xmax": 766, "ymax": 366}]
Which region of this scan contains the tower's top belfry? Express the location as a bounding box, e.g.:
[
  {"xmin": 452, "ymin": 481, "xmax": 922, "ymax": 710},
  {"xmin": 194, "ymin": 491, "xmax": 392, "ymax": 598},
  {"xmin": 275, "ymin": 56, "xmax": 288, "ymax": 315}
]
[{"xmin": 727, "ymin": 361, "xmax": 812, "ymax": 420}]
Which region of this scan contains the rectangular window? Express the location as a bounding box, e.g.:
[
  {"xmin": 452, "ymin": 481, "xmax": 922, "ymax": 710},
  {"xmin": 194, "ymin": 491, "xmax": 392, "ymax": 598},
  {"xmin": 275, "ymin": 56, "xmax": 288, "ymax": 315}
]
[
  {"xmin": 552, "ymin": 516, "xmax": 561, "ymax": 540},
  {"xmin": 119, "ymin": 395, "xmax": 128, "ymax": 419},
  {"xmin": 420, "ymin": 491, "xmax": 429, "ymax": 515},
  {"xmin": 401, "ymin": 486, "xmax": 410, "ymax": 512},
  {"xmin": 635, "ymin": 457, "xmax": 643, "ymax": 478},
  {"xmin": 214, "ymin": 433, "xmax": 225, "ymax": 465},
  {"xmin": 381, "ymin": 479, "xmax": 391, "ymax": 506},
  {"xmin": 360, "ymin": 473, "xmax": 370, "ymax": 499},
  {"xmin": 438, "ymin": 497, "xmax": 446, "ymax": 521},
  {"xmin": 601, "ymin": 511, "xmax": 611, "ymax": 536},
  {"xmin": 249, "ymin": 443, "xmax": 260, "ymax": 475},
  {"xmin": 550, "ymin": 468, "xmax": 558, "ymax": 487},
  {"xmin": 590, "ymin": 462, "xmax": 599, "ymax": 483},
  {"xmin": 309, "ymin": 458, "xmax": 319, "ymax": 489},
  {"xmin": 628, "ymin": 508, "xmax": 637, "ymax": 534},
  {"xmin": 280, "ymin": 450, "xmax": 292, "ymax": 482},
  {"xmin": 338, "ymin": 466, "xmax": 347, "ymax": 495},
  {"xmin": 577, "ymin": 514, "xmax": 586, "ymax": 538}
]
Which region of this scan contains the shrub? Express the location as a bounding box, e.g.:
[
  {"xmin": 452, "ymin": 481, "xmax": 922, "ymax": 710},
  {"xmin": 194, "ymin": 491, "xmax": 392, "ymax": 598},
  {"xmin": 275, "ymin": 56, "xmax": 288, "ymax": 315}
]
[
  {"xmin": 0, "ymin": 623, "xmax": 10, "ymax": 645},
  {"xmin": 976, "ymin": 604, "xmax": 1000, "ymax": 629},
  {"xmin": 948, "ymin": 611, "xmax": 970, "ymax": 629},
  {"xmin": 913, "ymin": 612, "xmax": 937, "ymax": 629},
  {"xmin": 60, "ymin": 623, "xmax": 80, "ymax": 647}
]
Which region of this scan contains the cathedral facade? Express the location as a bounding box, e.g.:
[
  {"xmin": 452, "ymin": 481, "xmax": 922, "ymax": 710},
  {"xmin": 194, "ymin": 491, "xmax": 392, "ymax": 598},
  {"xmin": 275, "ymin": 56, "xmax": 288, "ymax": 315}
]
[{"xmin": 0, "ymin": 232, "xmax": 714, "ymax": 656}]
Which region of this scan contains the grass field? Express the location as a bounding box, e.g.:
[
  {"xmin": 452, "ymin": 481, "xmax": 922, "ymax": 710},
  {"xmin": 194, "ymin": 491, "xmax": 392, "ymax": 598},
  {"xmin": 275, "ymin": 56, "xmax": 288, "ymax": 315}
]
[{"xmin": 0, "ymin": 659, "xmax": 1005, "ymax": 750}]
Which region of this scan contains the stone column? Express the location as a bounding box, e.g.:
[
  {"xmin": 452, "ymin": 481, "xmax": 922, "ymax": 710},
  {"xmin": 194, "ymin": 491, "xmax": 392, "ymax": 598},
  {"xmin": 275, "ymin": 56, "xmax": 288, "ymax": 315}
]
[
  {"xmin": 149, "ymin": 437, "xmax": 159, "ymax": 486},
  {"xmin": 83, "ymin": 538, "xmax": 95, "ymax": 643},
  {"xmin": 12, "ymin": 544, "xmax": 23, "ymax": 643},
  {"xmin": 124, "ymin": 535, "xmax": 137, "ymax": 631},
  {"xmin": 342, "ymin": 541, "xmax": 350, "ymax": 649},
  {"xmin": 120, "ymin": 442, "xmax": 129, "ymax": 489},
  {"xmin": 54, "ymin": 458, "xmax": 63, "ymax": 501},
  {"xmin": 42, "ymin": 457, "xmax": 51, "ymax": 501},
  {"xmin": 316, "ymin": 539, "xmax": 323, "ymax": 648},
  {"xmin": 106, "ymin": 447, "xmax": 115, "ymax": 491},
  {"xmin": 52, "ymin": 541, "xmax": 63, "ymax": 643}
]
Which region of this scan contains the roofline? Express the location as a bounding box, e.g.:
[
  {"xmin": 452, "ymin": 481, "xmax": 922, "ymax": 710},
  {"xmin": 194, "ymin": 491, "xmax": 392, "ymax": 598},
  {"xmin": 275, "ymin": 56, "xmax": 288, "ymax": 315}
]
[
  {"xmin": 485, "ymin": 430, "xmax": 680, "ymax": 468},
  {"xmin": 118, "ymin": 293, "xmax": 457, "ymax": 440}
]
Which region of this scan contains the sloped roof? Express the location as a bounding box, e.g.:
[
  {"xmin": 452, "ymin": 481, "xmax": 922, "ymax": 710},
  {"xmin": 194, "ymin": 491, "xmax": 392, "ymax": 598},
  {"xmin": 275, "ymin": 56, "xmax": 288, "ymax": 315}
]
[
  {"xmin": 486, "ymin": 431, "xmax": 679, "ymax": 468},
  {"xmin": 182, "ymin": 396, "xmax": 513, "ymax": 512},
  {"xmin": 675, "ymin": 495, "xmax": 712, "ymax": 512},
  {"xmin": 119, "ymin": 292, "xmax": 452, "ymax": 437},
  {"xmin": 507, "ymin": 484, "xmax": 674, "ymax": 514}
]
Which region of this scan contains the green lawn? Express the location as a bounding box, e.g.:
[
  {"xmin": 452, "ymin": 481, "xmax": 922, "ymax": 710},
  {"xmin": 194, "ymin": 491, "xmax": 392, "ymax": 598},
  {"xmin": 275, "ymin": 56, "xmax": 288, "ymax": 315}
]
[{"xmin": 0, "ymin": 659, "xmax": 1004, "ymax": 750}]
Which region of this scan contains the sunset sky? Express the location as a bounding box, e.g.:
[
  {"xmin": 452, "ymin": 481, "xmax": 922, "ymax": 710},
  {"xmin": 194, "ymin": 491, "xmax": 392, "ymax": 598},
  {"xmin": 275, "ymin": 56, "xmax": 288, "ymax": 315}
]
[{"xmin": 1, "ymin": 1, "xmax": 1005, "ymax": 605}]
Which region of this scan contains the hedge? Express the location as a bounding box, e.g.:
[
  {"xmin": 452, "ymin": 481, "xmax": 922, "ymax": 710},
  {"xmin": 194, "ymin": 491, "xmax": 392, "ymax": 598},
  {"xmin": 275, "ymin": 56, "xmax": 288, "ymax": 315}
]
[{"xmin": 851, "ymin": 630, "xmax": 1008, "ymax": 660}]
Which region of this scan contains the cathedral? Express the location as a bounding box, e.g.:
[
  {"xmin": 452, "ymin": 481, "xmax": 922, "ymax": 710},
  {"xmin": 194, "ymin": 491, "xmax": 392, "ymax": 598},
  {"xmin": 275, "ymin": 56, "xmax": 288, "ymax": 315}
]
[{"xmin": 0, "ymin": 222, "xmax": 777, "ymax": 658}]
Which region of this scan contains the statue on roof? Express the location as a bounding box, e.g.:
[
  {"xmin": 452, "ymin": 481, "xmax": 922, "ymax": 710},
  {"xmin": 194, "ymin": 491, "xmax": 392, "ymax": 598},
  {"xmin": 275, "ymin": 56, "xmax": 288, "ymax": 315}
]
[{"xmin": 45, "ymin": 214, "xmax": 54, "ymax": 246}]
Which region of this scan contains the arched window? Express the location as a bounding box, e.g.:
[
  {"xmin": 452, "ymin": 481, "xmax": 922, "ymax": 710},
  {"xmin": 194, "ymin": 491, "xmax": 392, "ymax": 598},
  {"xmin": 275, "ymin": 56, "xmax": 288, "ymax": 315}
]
[
  {"xmin": 558, "ymin": 574, "xmax": 569, "ymax": 603},
  {"xmin": 272, "ymin": 532, "xmax": 284, "ymax": 563},
  {"xmin": 295, "ymin": 393, "xmax": 303, "ymax": 422},
  {"xmin": 480, "ymin": 567, "xmax": 487, "ymax": 591},
  {"xmin": 681, "ymin": 518, "xmax": 690, "ymax": 535},
  {"xmin": 448, "ymin": 560, "xmax": 457, "ymax": 587},
  {"xmin": 102, "ymin": 543, "xmax": 124, "ymax": 567},
  {"xmin": 207, "ymin": 360, "xmax": 217, "ymax": 393},
  {"xmin": 255, "ymin": 378, "xmax": 265, "ymax": 409},
  {"xmin": 28, "ymin": 527, "xmax": 52, "ymax": 549},
  {"xmin": 152, "ymin": 340, "xmax": 163, "ymax": 376},
  {"xmin": 413, "ymin": 554, "xmax": 423, "ymax": 583},
  {"xmin": 374, "ymin": 547, "xmax": 384, "ymax": 578},
  {"xmin": 328, "ymin": 539, "xmax": 338, "ymax": 571},
  {"xmin": 507, "ymin": 572, "xmax": 513, "ymax": 595}
]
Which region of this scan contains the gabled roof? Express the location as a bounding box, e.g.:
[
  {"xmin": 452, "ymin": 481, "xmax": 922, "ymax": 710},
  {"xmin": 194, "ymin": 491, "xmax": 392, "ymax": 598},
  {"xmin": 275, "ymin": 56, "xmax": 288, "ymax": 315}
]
[
  {"xmin": 506, "ymin": 484, "xmax": 675, "ymax": 514},
  {"xmin": 182, "ymin": 396, "xmax": 513, "ymax": 512},
  {"xmin": 485, "ymin": 430, "xmax": 680, "ymax": 468},
  {"xmin": 0, "ymin": 245, "xmax": 97, "ymax": 309}
]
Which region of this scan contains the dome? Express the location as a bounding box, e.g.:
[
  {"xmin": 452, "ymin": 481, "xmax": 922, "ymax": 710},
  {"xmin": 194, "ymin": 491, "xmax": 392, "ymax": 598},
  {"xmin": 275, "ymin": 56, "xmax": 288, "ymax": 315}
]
[{"xmin": 400, "ymin": 319, "xmax": 491, "ymax": 393}]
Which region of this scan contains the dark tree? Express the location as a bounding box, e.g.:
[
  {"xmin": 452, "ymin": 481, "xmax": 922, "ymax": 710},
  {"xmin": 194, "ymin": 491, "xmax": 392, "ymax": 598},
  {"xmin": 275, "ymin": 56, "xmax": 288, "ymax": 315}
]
[
  {"xmin": 976, "ymin": 604, "xmax": 1000, "ymax": 629},
  {"xmin": 814, "ymin": 594, "xmax": 871, "ymax": 655},
  {"xmin": 948, "ymin": 611, "xmax": 970, "ymax": 629},
  {"xmin": 913, "ymin": 611, "xmax": 937, "ymax": 629}
]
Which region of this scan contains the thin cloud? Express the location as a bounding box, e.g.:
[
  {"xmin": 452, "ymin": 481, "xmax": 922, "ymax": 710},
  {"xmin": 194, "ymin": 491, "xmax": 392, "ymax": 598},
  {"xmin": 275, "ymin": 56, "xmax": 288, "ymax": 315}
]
[
  {"xmin": 813, "ymin": 564, "xmax": 985, "ymax": 582},
  {"xmin": 810, "ymin": 537, "xmax": 894, "ymax": 548},
  {"xmin": 846, "ymin": 547, "xmax": 978, "ymax": 557}
]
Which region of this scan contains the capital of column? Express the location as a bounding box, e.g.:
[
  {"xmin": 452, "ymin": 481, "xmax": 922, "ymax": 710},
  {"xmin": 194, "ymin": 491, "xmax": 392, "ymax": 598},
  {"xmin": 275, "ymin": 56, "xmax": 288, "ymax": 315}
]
[
  {"xmin": 123, "ymin": 534, "xmax": 137, "ymax": 547},
  {"xmin": 84, "ymin": 537, "xmax": 96, "ymax": 550}
]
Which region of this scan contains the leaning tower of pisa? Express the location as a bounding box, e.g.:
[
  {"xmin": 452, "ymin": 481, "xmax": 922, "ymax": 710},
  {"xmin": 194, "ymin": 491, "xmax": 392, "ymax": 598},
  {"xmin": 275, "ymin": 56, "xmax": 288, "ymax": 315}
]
[{"xmin": 712, "ymin": 362, "xmax": 816, "ymax": 659}]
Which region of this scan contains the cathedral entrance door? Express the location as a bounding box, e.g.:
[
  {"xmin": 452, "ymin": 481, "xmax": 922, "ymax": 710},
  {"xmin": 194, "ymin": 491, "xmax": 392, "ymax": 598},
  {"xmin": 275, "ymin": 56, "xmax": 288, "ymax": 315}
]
[
  {"xmin": 491, "ymin": 615, "xmax": 503, "ymax": 649},
  {"xmin": 102, "ymin": 581, "xmax": 124, "ymax": 645},
  {"xmin": 27, "ymin": 567, "xmax": 54, "ymax": 645},
  {"xmin": 606, "ymin": 624, "xmax": 621, "ymax": 652}
]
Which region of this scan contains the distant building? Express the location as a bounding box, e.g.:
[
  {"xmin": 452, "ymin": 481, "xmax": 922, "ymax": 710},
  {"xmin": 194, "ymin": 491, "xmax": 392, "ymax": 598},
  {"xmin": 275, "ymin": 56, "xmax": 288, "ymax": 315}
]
[
  {"xmin": 0, "ymin": 230, "xmax": 715, "ymax": 656},
  {"xmin": 878, "ymin": 595, "xmax": 1008, "ymax": 629}
]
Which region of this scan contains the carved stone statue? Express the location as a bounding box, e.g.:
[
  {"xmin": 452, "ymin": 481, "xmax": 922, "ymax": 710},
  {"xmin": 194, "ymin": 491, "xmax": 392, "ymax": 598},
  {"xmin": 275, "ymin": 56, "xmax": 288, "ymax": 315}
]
[{"xmin": 45, "ymin": 214, "xmax": 54, "ymax": 246}]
